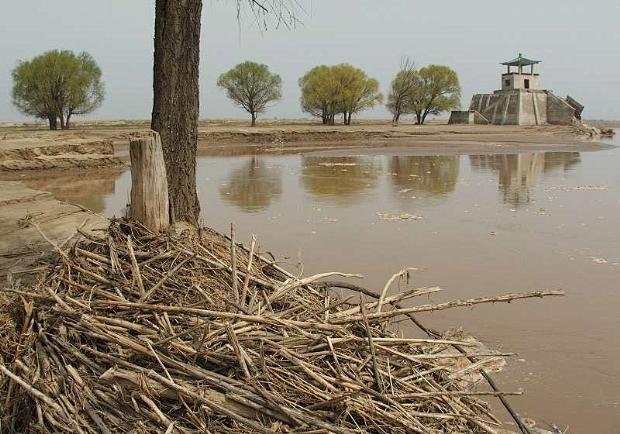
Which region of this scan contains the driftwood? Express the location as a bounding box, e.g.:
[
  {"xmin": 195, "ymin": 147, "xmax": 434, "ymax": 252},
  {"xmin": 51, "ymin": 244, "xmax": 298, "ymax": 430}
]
[{"xmin": 0, "ymin": 219, "xmax": 564, "ymax": 433}]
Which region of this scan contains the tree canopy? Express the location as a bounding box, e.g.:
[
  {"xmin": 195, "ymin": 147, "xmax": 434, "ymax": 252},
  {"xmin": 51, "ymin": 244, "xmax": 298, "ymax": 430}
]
[
  {"xmin": 386, "ymin": 63, "xmax": 461, "ymax": 125},
  {"xmin": 11, "ymin": 50, "xmax": 104, "ymax": 130},
  {"xmin": 299, "ymin": 64, "xmax": 383, "ymax": 125},
  {"xmin": 217, "ymin": 61, "xmax": 282, "ymax": 126},
  {"xmin": 408, "ymin": 65, "xmax": 461, "ymax": 125}
]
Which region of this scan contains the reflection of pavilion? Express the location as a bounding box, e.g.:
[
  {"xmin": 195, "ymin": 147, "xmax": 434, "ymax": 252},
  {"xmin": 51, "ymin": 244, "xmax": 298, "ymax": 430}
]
[
  {"xmin": 469, "ymin": 152, "xmax": 581, "ymax": 207},
  {"xmin": 219, "ymin": 156, "xmax": 282, "ymax": 213}
]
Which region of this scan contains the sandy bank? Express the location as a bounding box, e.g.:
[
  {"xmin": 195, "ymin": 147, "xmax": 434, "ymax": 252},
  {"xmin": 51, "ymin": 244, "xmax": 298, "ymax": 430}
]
[
  {"xmin": 0, "ymin": 120, "xmax": 614, "ymax": 171},
  {"xmin": 0, "ymin": 139, "xmax": 124, "ymax": 171},
  {"xmin": 0, "ymin": 181, "xmax": 108, "ymax": 279}
]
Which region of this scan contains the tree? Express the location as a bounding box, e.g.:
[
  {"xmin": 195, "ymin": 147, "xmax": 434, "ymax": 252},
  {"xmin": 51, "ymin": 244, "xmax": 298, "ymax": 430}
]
[
  {"xmin": 151, "ymin": 0, "xmax": 203, "ymax": 225},
  {"xmin": 407, "ymin": 65, "xmax": 461, "ymax": 125},
  {"xmin": 333, "ymin": 64, "xmax": 383, "ymax": 125},
  {"xmin": 152, "ymin": 1, "xmax": 297, "ymax": 225},
  {"xmin": 63, "ymin": 53, "xmax": 105, "ymax": 129},
  {"xmin": 217, "ymin": 61, "xmax": 282, "ymax": 127},
  {"xmin": 11, "ymin": 50, "xmax": 104, "ymax": 130},
  {"xmin": 299, "ymin": 64, "xmax": 383, "ymax": 125},
  {"xmin": 299, "ymin": 65, "xmax": 339, "ymax": 125},
  {"xmin": 386, "ymin": 58, "xmax": 417, "ymax": 125}
]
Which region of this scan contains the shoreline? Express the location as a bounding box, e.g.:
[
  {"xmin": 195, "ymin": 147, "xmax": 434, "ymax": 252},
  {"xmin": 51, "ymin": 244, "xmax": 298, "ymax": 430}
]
[{"xmin": 0, "ymin": 120, "xmax": 615, "ymax": 173}]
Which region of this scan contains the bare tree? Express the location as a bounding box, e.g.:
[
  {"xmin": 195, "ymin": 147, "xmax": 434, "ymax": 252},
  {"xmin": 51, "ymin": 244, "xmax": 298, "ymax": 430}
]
[{"xmin": 386, "ymin": 57, "xmax": 416, "ymax": 126}]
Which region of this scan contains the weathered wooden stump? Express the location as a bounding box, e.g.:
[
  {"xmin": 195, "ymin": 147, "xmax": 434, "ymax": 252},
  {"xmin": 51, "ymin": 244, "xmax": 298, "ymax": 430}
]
[{"xmin": 129, "ymin": 131, "xmax": 169, "ymax": 232}]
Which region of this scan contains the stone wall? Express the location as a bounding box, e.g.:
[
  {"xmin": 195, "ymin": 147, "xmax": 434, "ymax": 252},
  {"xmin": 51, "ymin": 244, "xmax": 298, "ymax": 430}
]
[
  {"xmin": 447, "ymin": 111, "xmax": 489, "ymax": 125},
  {"xmin": 469, "ymin": 90, "xmax": 573, "ymax": 126},
  {"xmin": 448, "ymin": 111, "xmax": 473, "ymax": 124},
  {"xmin": 501, "ymin": 73, "xmax": 540, "ymax": 91},
  {"xmin": 547, "ymin": 92, "xmax": 576, "ymax": 124},
  {"xmin": 519, "ymin": 92, "xmax": 548, "ymax": 125}
]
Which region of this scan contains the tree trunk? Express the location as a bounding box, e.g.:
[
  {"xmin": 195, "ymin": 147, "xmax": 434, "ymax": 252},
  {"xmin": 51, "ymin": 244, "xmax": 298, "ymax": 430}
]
[
  {"xmin": 415, "ymin": 112, "xmax": 422, "ymax": 125},
  {"xmin": 392, "ymin": 113, "xmax": 400, "ymax": 127},
  {"xmin": 65, "ymin": 112, "xmax": 72, "ymax": 130},
  {"xmin": 347, "ymin": 113, "xmax": 352, "ymax": 125},
  {"xmin": 59, "ymin": 113, "xmax": 66, "ymax": 130},
  {"xmin": 251, "ymin": 112, "xmax": 257, "ymax": 127},
  {"xmin": 129, "ymin": 131, "xmax": 170, "ymax": 232},
  {"xmin": 151, "ymin": 0, "xmax": 202, "ymax": 225},
  {"xmin": 48, "ymin": 116, "xmax": 57, "ymax": 130},
  {"xmin": 421, "ymin": 110, "xmax": 429, "ymax": 125}
]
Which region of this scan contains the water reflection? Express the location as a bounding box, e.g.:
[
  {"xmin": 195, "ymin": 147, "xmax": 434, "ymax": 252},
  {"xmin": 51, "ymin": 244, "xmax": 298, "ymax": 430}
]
[
  {"xmin": 470, "ymin": 152, "xmax": 581, "ymax": 207},
  {"xmin": 389, "ymin": 156, "xmax": 459, "ymax": 200},
  {"xmin": 218, "ymin": 156, "xmax": 282, "ymax": 213},
  {"xmin": 300, "ymin": 156, "xmax": 382, "ymax": 204},
  {"xmin": 22, "ymin": 170, "xmax": 124, "ymax": 213}
]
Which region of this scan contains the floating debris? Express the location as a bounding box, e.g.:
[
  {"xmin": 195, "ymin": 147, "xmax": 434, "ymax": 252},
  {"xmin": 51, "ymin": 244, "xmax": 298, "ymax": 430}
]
[
  {"xmin": 546, "ymin": 186, "xmax": 609, "ymax": 191},
  {"xmin": 318, "ymin": 162, "xmax": 357, "ymax": 167},
  {"xmin": 377, "ymin": 212, "xmax": 424, "ymax": 221}
]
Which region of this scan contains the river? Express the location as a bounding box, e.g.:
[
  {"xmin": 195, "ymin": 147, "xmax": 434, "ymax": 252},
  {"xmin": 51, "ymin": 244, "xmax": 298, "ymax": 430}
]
[{"xmin": 23, "ymin": 133, "xmax": 620, "ymax": 432}]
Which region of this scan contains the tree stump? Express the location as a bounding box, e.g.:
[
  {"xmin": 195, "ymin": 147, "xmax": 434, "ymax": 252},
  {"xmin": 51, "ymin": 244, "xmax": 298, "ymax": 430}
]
[{"xmin": 129, "ymin": 131, "xmax": 170, "ymax": 232}]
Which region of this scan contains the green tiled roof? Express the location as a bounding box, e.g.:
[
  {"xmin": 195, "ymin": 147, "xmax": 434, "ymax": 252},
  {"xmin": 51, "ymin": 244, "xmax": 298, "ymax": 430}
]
[{"xmin": 501, "ymin": 54, "xmax": 541, "ymax": 66}]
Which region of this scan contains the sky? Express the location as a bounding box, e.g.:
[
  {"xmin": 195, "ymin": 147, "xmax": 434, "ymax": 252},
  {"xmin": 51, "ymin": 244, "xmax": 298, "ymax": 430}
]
[{"xmin": 1, "ymin": 0, "xmax": 619, "ymax": 122}]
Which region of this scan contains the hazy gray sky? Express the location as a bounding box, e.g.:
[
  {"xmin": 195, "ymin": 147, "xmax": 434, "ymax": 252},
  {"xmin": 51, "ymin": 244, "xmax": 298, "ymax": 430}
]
[{"xmin": 1, "ymin": 0, "xmax": 619, "ymax": 121}]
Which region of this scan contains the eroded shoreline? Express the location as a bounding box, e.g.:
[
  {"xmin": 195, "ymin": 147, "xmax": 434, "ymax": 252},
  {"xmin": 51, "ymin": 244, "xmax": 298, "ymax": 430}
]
[{"xmin": 0, "ymin": 120, "xmax": 615, "ymax": 174}]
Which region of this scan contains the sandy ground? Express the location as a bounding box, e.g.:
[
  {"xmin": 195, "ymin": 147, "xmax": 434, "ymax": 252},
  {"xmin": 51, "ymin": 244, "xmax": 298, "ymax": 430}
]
[
  {"xmin": 0, "ymin": 119, "xmax": 614, "ymax": 171},
  {"xmin": 0, "ymin": 182, "xmax": 108, "ymax": 280}
]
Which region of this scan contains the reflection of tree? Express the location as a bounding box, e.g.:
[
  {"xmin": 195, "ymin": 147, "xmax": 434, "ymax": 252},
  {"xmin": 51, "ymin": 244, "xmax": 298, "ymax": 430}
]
[
  {"xmin": 389, "ymin": 156, "xmax": 459, "ymax": 197},
  {"xmin": 23, "ymin": 170, "xmax": 123, "ymax": 213},
  {"xmin": 300, "ymin": 156, "xmax": 382, "ymax": 204},
  {"xmin": 469, "ymin": 152, "xmax": 581, "ymax": 207},
  {"xmin": 219, "ymin": 156, "xmax": 282, "ymax": 213}
]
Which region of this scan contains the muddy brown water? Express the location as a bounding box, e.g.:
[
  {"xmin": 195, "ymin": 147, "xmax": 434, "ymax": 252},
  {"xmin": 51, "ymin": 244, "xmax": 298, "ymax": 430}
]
[{"xmin": 19, "ymin": 134, "xmax": 620, "ymax": 433}]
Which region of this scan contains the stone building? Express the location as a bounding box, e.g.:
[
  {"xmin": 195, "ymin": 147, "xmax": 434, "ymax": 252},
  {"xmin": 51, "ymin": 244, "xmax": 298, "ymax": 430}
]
[{"xmin": 449, "ymin": 54, "xmax": 583, "ymax": 126}]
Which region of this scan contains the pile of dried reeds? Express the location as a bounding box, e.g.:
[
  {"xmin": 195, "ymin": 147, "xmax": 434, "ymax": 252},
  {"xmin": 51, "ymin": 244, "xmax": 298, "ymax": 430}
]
[{"xmin": 0, "ymin": 219, "xmax": 563, "ymax": 433}]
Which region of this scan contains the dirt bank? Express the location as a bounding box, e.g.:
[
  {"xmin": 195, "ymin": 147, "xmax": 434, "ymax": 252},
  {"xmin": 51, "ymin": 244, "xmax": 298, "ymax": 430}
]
[
  {"xmin": 0, "ymin": 139, "xmax": 124, "ymax": 171},
  {"xmin": 0, "ymin": 181, "xmax": 108, "ymax": 280},
  {"xmin": 0, "ymin": 120, "xmax": 614, "ymax": 171}
]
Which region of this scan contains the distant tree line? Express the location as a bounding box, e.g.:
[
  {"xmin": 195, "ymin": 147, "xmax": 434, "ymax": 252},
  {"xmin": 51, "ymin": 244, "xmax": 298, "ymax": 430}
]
[
  {"xmin": 218, "ymin": 59, "xmax": 460, "ymax": 126},
  {"xmin": 11, "ymin": 50, "xmax": 104, "ymax": 130},
  {"xmin": 11, "ymin": 51, "xmax": 459, "ymax": 129}
]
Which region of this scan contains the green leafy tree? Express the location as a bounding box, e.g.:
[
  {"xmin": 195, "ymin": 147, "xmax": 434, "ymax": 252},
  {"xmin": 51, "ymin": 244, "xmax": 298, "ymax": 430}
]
[
  {"xmin": 407, "ymin": 65, "xmax": 460, "ymax": 125},
  {"xmin": 333, "ymin": 64, "xmax": 383, "ymax": 125},
  {"xmin": 217, "ymin": 61, "xmax": 282, "ymax": 126},
  {"xmin": 299, "ymin": 64, "xmax": 383, "ymax": 125},
  {"xmin": 386, "ymin": 58, "xmax": 417, "ymax": 125},
  {"xmin": 299, "ymin": 65, "xmax": 339, "ymax": 125},
  {"xmin": 11, "ymin": 50, "xmax": 104, "ymax": 130}
]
